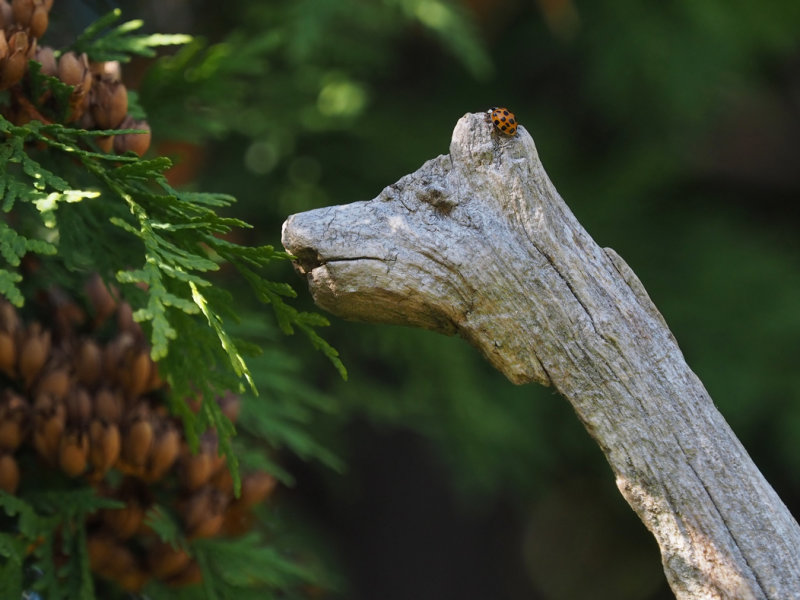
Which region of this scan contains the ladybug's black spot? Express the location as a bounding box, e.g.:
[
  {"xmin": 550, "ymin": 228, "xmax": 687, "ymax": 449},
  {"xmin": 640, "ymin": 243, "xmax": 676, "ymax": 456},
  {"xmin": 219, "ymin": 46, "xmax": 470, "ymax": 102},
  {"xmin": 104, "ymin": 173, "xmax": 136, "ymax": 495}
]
[
  {"xmin": 502, "ymin": 110, "xmax": 509, "ymax": 116},
  {"xmin": 500, "ymin": 124, "xmax": 508, "ymax": 131},
  {"xmin": 500, "ymin": 116, "xmax": 507, "ymax": 122},
  {"xmin": 509, "ymin": 118, "xmax": 516, "ymax": 124}
]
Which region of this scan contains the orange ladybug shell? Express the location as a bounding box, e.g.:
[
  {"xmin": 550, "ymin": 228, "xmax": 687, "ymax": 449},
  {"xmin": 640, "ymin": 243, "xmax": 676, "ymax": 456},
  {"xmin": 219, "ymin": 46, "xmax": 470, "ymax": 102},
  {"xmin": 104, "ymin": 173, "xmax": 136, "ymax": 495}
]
[{"xmin": 489, "ymin": 107, "xmax": 517, "ymax": 136}]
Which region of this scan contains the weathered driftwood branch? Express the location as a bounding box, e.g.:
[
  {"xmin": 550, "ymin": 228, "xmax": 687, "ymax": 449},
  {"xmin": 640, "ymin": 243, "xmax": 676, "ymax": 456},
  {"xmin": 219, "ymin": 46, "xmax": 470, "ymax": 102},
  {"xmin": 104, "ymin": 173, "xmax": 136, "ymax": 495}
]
[{"xmin": 281, "ymin": 112, "xmax": 800, "ymax": 599}]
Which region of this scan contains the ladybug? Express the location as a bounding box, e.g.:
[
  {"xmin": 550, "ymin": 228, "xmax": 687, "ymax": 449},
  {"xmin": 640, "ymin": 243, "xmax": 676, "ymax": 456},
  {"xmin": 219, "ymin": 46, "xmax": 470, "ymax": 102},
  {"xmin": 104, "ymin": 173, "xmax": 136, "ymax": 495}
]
[{"xmin": 488, "ymin": 107, "xmax": 517, "ymax": 136}]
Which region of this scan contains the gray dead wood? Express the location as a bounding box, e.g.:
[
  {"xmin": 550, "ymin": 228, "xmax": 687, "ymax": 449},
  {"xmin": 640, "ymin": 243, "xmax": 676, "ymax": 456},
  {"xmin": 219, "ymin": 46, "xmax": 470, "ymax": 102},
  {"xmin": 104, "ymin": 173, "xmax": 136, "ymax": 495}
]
[{"xmin": 281, "ymin": 112, "xmax": 800, "ymax": 599}]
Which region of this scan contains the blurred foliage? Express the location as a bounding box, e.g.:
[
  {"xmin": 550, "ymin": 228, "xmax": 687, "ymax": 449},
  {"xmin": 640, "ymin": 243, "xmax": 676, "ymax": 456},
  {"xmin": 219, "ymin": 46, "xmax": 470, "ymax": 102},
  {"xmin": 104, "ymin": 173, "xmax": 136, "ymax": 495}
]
[{"xmin": 43, "ymin": 0, "xmax": 800, "ymax": 598}]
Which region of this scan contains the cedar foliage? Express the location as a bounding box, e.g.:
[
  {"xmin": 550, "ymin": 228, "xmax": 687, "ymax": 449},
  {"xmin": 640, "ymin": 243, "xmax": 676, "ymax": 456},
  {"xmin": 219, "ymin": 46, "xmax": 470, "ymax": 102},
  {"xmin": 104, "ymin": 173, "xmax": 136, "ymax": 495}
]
[{"xmin": 0, "ymin": 6, "xmax": 346, "ymax": 599}]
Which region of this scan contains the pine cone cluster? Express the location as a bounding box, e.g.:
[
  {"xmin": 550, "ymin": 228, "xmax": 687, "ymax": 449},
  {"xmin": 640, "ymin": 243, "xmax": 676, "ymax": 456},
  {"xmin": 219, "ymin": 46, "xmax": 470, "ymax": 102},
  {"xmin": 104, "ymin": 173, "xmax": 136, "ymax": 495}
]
[
  {"xmin": 0, "ymin": 0, "xmax": 151, "ymax": 156},
  {"xmin": 0, "ymin": 0, "xmax": 48, "ymax": 89},
  {"xmin": 0, "ymin": 278, "xmax": 277, "ymax": 591}
]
